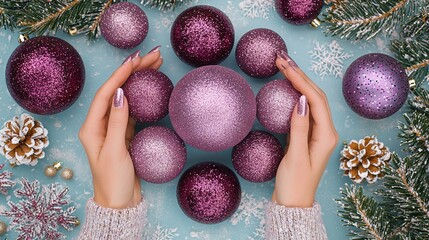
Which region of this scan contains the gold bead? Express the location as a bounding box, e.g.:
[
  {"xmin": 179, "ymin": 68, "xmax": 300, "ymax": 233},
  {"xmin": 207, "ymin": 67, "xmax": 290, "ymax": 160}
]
[
  {"xmin": 44, "ymin": 161, "xmax": 63, "ymax": 178},
  {"xmin": 61, "ymin": 168, "xmax": 74, "ymax": 180},
  {"xmin": 0, "ymin": 221, "xmax": 7, "ymax": 235},
  {"xmin": 74, "ymin": 219, "xmax": 80, "ymax": 226},
  {"xmin": 310, "ymin": 18, "xmax": 321, "ymax": 28},
  {"xmin": 69, "ymin": 27, "xmax": 78, "ymax": 36},
  {"xmin": 18, "ymin": 34, "xmax": 30, "ymax": 44}
]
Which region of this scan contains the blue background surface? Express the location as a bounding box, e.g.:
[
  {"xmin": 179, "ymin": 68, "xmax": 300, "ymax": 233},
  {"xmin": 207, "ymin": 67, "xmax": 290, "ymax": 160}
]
[{"xmin": 0, "ymin": 0, "xmax": 407, "ymax": 239}]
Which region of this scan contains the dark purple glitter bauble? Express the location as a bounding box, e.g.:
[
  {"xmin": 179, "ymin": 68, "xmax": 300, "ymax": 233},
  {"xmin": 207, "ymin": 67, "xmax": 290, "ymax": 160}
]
[
  {"xmin": 100, "ymin": 2, "xmax": 149, "ymax": 49},
  {"xmin": 275, "ymin": 0, "xmax": 323, "ymax": 25},
  {"xmin": 6, "ymin": 36, "xmax": 85, "ymax": 115},
  {"xmin": 130, "ymin": 126, "xmax": 187, "ymax": 184},
  {"xmin": 343, "ymin": 53, "xmax": 409, "ymax": 119},
  {"xmin": 257, "ymin": 79, "xmax": 301, "ymax": 133},
  {"xmin": 236, "ymin": 28, "xmax": 287, "ymax": 78},
  {"xmin": 232, "ymin": 131, "xmax": 283, "ymax": 182},
  {"xmin": 169, "ymin": 65, "xmax": 256, "ymax": 152},
  {"xmin": 177, "ymin": 162, "xmax": 241, "ymax": 224},
  {"xmin": 123, "ymin": 69, "xmax": 173, "ymax": 123},
  {"xmin": 170, "ymin": 5, "xmax": 234, "ymax": 67}
]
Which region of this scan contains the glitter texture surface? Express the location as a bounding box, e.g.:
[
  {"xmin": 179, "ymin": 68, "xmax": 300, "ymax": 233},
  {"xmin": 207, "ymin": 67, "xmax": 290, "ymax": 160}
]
[
  {"xmin": 177, "ymin": 162, "xmax": 241, "ymax": 224},
  {"xmin": 100, "ymin": 2, "xmax": 149, "ymax": 49},
  {"xmin": 6, "ymin": 36, "xmax": 85, "ymax": 115},
  {"xmin": 256, "ymin": 79, "xmax": 301, "ymax": 133},
  {"xmin": 170, "ymin": 5, "xmax": 234, "ymax": 67},
  {"xmin": 275, "ymin": 0, "xmax": 323, "ymax": 25},
  {"xmin": 342, "ymin": 53, "xmax": 409, "ymax": 119},
  {"xmin": 130, "ymin": 126, "xmax": 187, "ymax": 184},
  {"xmin": 236, "ymin": 28, "xmax": 287, "ymax": 78},
  {"xmin": 169, "ymin": 65, "xmax": 256, "ymax": 152},
  {"xmin": 123, "ymin": 69, "xmax": 173, "ymax": 123}
]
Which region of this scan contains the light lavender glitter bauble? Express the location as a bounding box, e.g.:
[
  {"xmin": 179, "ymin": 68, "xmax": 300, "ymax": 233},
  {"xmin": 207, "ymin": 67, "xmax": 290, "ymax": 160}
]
[
  {"xmin": 343, "ymin": 53, "xmax": 409, "ymax": 119},
  {"xmin": 232, "ymin": 130, "xmax": 283, "ymax": 182},
  {"xmin": 6, "ymin": 36, "xmax": 85, "ymax": 115},
  {"xmin": 257, "ymin": 80, "xmax": 301, "ymax": 133},
  {"xmin": 236, "ymin": 28, "xmax": 287, "ymax": 78},
  {"xmin": 100, "ymin": 2, "xmax": 148, "ymax": 49},
  {"xmin": 130, "ymin": 126, "xmax": 186, "ymax": 184},
  {"xmin": 123, "ymin": 69, "xmax": 173, "ymax": 123},
  {"xmin": 170, "ymin": 5, "xmax": 234, "ymax": 67},
  {"xmin": 169, "ymin": 65, "xmax": 256, "ymax": 152},
  {"xmin": 275, "ymin": 0, "xmax": 323, "ymax": 25},
  {"xmin": 177, "ymin": 162, "xmax": 241, "ymax": 224}
]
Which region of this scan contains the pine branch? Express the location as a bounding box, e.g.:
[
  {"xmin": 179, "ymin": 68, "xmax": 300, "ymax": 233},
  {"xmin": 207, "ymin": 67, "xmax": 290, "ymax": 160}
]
[
  {"xmin": 140, "ymin": 0, "xmax": 191, "ymax": 12},
  {"xmin": 0, "ymin": 0, "xmax": 28, "ymax": 30},
  {"xmin": 402, "ymin": 2, "xmax": 429, "ymax": 38},
  {"xmin": 409, "ymin": 87, "xmax": 429, "ymax": 114},
  {"xmin": 398, "ymin": 112, "xmax": 429, "ymax": 166}
]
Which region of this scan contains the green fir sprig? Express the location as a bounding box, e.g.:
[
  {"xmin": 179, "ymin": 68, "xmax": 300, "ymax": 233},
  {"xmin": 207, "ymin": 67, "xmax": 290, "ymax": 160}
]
[
  {"xmin": 140, "ymin": 0, "xmax": 190, "ymax": 11},
  {"xmin": 0, "ymin": 0, "xmax": 29, "ymax": 30}
]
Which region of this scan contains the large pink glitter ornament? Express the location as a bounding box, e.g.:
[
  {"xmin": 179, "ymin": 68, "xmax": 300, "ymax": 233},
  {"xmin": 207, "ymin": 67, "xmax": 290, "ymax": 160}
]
[
  {"xmin": 170, "ymin": 5, "xmax": 234, "ymax": 67},
  {"xmin": 130, "ymin": 126, "xmax": 186, "ymax": 184},
  {"xmin": 169, "ymin": 65, "xmax": 256, "ymax": 152},
  {"xmin": 275, "ymin": 0, "xmax": 323, "ymax": 25},
  {"xmin": 123, "ymin": 69, "xmax": 173, "ymax": 123},
  {"xmin": 100, "ymin": 2, "xmax": 149, "ymax": 49},
  {"xmin": 236, "ymin": 28, "xmax": 287, "ymax": 78},
  {"xmin": 177, "ymin": 162, "xmax": 241, "ymax": 224},
  {"xmin": 6, "ymin": 36, "xmax": 85, "ymax": 115},
  {"xmin": 257, "ymin": 80, "xmax": 301, "ymax": 134}
]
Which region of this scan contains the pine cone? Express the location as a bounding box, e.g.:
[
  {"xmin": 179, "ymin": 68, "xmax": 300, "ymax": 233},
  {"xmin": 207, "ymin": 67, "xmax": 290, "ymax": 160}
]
[
  {"xmin": 0, "ymin": 114, "xmax": 49, "ymax": 166},
  {"xmin": 340, "ymin": 136, "xmax": 391, "ymax": 183}
]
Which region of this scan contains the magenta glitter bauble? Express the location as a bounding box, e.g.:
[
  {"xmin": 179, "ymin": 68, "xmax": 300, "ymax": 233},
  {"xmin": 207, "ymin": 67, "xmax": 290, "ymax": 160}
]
[
  {"xmin": 130, "ymin": 126, "xmax": 186, "ymax": 184},
  {"xmin": 123, "ymin": 69, "xmax": 173, "ymax": 123},
  {"xmin": 170, "ymin": 5, "xmax": 234, "ymax": 67},
  {"xmin": 257, "ymin": 80, "xmax": 301, "ymax": 133},
  {"xmin": 169, "ymin": 65, "xmax": 256, "ymax": 152},
  {"xmin": 343, "ymin": 53, "xmax": 409, "ymax": 119},
  {"xmin": 100, "ymin": 2, "xmax": 149, "ymax": 49},
  {"xmin": 177, "ymin": 162, "xmax": 241, "ymax": 224},
  {"xmin": 232, "ymin": 131, "xmax": 283, "ymax": 182},
  {"xmin": 275, "ymin": 0, "xmax": 323, "ymax": 25},
  {"xmin": 6, "ymin": 36, "xmax": 85, "ymax": 115},
  {"xmin": 236, "ymin": 28, "xmax": 287, "ymax": 78}
]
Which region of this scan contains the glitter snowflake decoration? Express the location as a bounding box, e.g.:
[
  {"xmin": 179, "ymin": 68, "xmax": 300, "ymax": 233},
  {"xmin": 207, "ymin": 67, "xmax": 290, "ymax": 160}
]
[
  {"xmin": 1, "ymin": 178, "xmax": 78, "ymax": 240},
  {"xmin": 239, "ymin": 0, "xmax": 275, "ymax": 19},
  {"xmin": 0, "ymin": 164, "xmax": 15, "ymax": 195},
  {"xmin": 309, "ymin": 40, "xmax": 353, "ymax": 80}
]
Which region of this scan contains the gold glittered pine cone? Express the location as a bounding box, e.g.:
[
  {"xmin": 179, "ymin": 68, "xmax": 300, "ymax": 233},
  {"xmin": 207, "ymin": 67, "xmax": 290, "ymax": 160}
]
[
  {"xmin": 340, "ymin": 136, "xmax": 391, "ymax": 184},
  {"xmin": 0, "ymin": 113, "xmax": 49, "ymax": 166}
]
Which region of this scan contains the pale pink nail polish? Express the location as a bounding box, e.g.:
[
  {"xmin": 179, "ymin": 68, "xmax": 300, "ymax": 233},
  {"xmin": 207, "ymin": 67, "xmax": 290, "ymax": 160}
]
[
  {"xmin": 122, "ymin": 50, "xmax": 141, "ymax": 64},
  {"xmin": 147, "ymin": 45, "xmax": 161, "ymax": 54},
  {"xmin": 277, "ymin": 50, "xmax": 298, "ymax": 71},
  {"xmin": 114, "ymin": 88, "xmax": 124, "ymax": 108},
  {"xmin": 298, "ymin": 95, "xmax": 308, "ymax": 116}
]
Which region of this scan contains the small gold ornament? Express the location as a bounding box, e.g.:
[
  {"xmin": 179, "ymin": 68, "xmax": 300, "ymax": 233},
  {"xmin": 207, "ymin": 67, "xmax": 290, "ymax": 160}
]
[
  {"xmin": 74, "ymin": 219, "xmax": 80, "ymax": 226},
  {"xmin": 44, "ymin": 161, "xmax": 62, "ymax": 178},
  {"xmin": 0, "ymin": 221, "xmax": 7, "ymax": 235},
  {"xmin": 310, "ymin": 18, "xmax": 321, "ymax": 28},
  {"xmin": 61, "ymin": 168, "xmax": 74, "ymax": 180},
  {"xmin": 68, "ymin": 27, "xmax": 78, "ymax": 36},
  {"xmin": 18, "ymin": 34, "xmax": 30, "ymax": 44}
]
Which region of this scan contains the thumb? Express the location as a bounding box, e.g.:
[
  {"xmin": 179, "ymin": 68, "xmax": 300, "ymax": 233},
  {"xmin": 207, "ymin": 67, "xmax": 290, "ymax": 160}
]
[
  {"xmin": 287, "ymin": 95, "xmax": 310, "ymax": 157},
  {"xmin": 105, "ymin": 88, "xmax": 129, "ymax": 149}
]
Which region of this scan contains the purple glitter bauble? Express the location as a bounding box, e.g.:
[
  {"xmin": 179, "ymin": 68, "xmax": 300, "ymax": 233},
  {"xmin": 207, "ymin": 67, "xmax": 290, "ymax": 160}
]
[
  {"xmin": 236, "ymin": 28, "xmax": 287, "ymax": 78},
  {"xmin": 100, "ymin": 2, "xmax": 148, "ymax": 49},
  {"xmin": 275, "ymin": 0, "xmax": 323, "ymax": 25},
  {"xmin": 169, "ymin": 65, "xmax": 256, "ymax": 152},
  {"xmin": 170, "ymin": 5, "xmax": 234, "ymax": 67},
  {"xmin": 343, "ymin": 53, "xmax": 409, "ymax": 119},
  {"xmin": 177, "ymin": 162, "xmax": 241, "ymax": 224},
  {"xmin": 6, "ymin": 36, "xmax": 85, "ymax": 115},
  {"xmin": 257, "ymin": 80, "xmax": 301, "ymax": 133},
  {"xmin": 232, "ymin": 131, "xmax": 283, "ymax": 182},
  {"xmin": 130, "ymin": 126, "xmax": 187, "ymax": 184},
  {"xmin": 123, "ymin": 69, "xmax": 173, "ymax": 123}
]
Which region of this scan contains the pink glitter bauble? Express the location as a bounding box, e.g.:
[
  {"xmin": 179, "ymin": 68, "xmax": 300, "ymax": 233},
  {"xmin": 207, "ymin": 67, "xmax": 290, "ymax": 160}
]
[
  {"xmin": 123, "ymin": 69, "xmax": 173, "ymax": 123},
  {"xmin": 130, "ymin": 126, "xmax": 187, "ymax": 184},
  {"xmin": 6, "ymin": 36, "xmax": 85, "ymax": 115},
  {"xmin": 232, "ymin": 131, "xmax": 284, "ymax": 182},
  {"xmin": 236, "ymin": 28, "xmax": 287, "ymax": 78},
  {"xmin": 169, "ymin": 65, "xmax": 256, "ymax": 152},
  {"xmin": 170, "ymin": 5, "xmax": 234, "ymax": 67},
  {"xmin": 275, "ymin": 0, "xmax": 323, "ymax": 25},
  {"xmin": 100, "ymin": 2, "xmax": 149, "ymax": 49},
  {"xmin": 177, "ymin": 162, "xmax": 241, "ymax": 224},
  {"xmin": 256, "ymin": 80, "xmax": 301, "ymax": 133}
]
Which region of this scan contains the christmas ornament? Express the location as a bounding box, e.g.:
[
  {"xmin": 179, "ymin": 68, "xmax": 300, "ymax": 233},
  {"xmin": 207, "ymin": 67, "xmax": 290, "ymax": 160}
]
[
  {"xmin": 275, "ymin": 0, "xmax": 323, "ymax": 26},
  {"xmin": 0, "ymin": 164, "xmax": 14, "ymax": 195},
  {"xmin": 170, "ymin": 5, "xmax": 234, "ymax": 67},
  {"xmin": 0, "ymin": 221, "xmax": 7, "ymax": 235},
  {"xmin": 169, "ymin": 65, "xmax": 256, "ymax": 152},
  {"xmin": 232, "ymin": 131, "xmax": 284, "ymax": 182},
  {"xmin": 99, "ymin": 2, "xmax": 149, "ymax": 49},
  {"xmin": 343, "ymin": 53, "xmax": 409, "ymax": 119},
  {"xmin": 130, "ymin": 126, "xmax": 186, "ymax": 184},
  {"xmin": 177, "ymin": 162, "xmax": 241, "ymax": 224},
  {"xmin": 236, "ymin": 28, "xmax": 287, "ymax": 78},
  {"xmin": 60, "ymin": 168, "xmax": 74, "ymax": 180},
  {"xmin": 44, "ymin": 162, "xmax": 63, "ymax": 178},
  {"xmin": 123, "ymin": 69, "xmax": 174, "ymax": 123},
  {"xmin": 0, "ymin": 114, "xmax": 49, "ymax": 166},
  {"xmin": 6, "ymin": 36, "xmax": 85, "ymax": 115},
  {"xmin": 256, "ymin": 80, "xmax": 301, "ymax": 133},
  {"xmin": 340, "ymin": 136, "xmax": 391, "ymax": 183}
]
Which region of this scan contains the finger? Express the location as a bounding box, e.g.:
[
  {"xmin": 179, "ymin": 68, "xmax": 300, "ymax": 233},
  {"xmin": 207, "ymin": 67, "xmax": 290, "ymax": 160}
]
[
  {"xmin": 147, "ymin": 57, "xmax": 163, "ymax": 70},
  {"xmin": 136, "ymin": 49, "xmax": 162, "ymax": 71},
  {"xmin": 286, "ymin": 96, "xmax": 310, "ymax": 161},
  {"xmin": 104, "ymin": 88, "xmax": 129, "ymax": 153},
  {"xmin": 125, "ymin": 117, "xmax": 136, "ymax": 149}
]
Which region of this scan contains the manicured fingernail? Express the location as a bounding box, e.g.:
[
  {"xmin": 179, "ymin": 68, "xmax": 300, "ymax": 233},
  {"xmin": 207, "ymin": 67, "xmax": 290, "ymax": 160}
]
[
  {"xmin": 122, "ymin": 50, "xmax": 141, "ymax": 64},
  {"xmin": 114, "ymin": 88, "xmax": 124, "ymax": 108},
  {"xmin": 277, "ymin": 50, "xmax": 298, "ymax": 71},
  {"xmin": 298, "ymin": 95, "xmax": 308, "ymax": 116},
  {"xmin": 147, "ymin": 45, "xmax": 161, "ymax": 54}
]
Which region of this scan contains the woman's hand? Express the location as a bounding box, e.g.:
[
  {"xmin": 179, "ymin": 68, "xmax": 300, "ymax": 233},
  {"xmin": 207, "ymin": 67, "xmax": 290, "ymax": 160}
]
[
  {"xmin": 272, "ymin": 50, "xmax": 339, "ymax": 207},
  {"xmin": 78, "ymin": 48, "xmax": 163, "ymax": 209}
]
